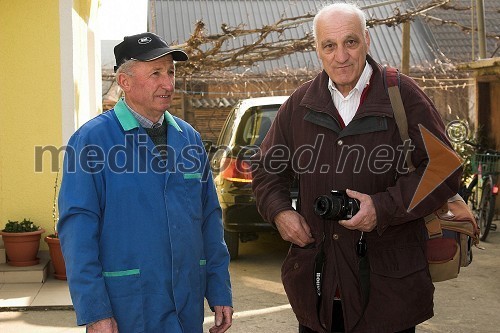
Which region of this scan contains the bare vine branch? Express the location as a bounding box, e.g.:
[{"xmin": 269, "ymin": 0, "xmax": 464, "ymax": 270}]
[
  {"xmin": 420, "ymin": 13, "xmax": 500, "ymax": 40},
  {"xmin": 174, "ymin": 0, "xmax": 453, "ymax": 74}
]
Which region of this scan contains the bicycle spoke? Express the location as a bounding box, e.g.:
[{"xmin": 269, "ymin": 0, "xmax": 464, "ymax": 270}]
[{"xmin": 478, "ymin": 180, "xmax": 495, "ymax": 241}]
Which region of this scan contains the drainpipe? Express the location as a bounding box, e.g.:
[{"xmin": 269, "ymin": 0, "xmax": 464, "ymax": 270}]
[
  {"xmin": 148, "ymin": 0, "xmax": 156, "ymax": 33},
  {"xmin": 476, "ymin": 0, "xmax": 487, "ymax": 59}
]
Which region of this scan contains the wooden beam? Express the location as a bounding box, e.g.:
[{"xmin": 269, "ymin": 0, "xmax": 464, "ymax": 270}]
[
  {"xmin": 476, "ymin": 0, "xmax": 487, "ymax": 59},
  {"xmin": 401, "ymin": 21, "xmax": 411, "ymax": 75}
]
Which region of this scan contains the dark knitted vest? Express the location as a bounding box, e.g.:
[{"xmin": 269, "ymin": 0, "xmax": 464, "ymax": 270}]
[{"xmin": 144, "ymin": 121, "xmax": 168, "ymax": 158}]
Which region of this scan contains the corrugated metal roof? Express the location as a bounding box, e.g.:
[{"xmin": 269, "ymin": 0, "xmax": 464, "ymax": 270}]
[
  {"xmin": 421, "ymin": 0, "xmax": 500, "ymax": 62},
  {"xmin": 358, "ymin": 0, "xmax": 442, "ymax": 69},
  {"xmin": 153, "ymin": 0, "xmax": 322, "ymax": 73},
  {"xmin": 151, "ymin": 0, "xmax": 496, "ymax": 73}
]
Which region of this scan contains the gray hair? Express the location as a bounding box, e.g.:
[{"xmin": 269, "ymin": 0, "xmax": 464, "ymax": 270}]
[
  {"xmin": 312, "ymin": 2, "xmax": 367, "ymax": 40},
  {"xmin": 116, "ymin": 59, "xmax": 137, "ymax": 77}
]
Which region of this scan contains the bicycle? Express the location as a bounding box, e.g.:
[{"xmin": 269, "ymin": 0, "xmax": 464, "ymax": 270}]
[{"xmin": 446, "ymin": 120, "xmax": 499, "ymax": 241}]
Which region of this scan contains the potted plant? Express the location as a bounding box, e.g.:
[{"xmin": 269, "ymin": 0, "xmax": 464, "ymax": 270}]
[
  {"xmin": 1, "ymin": 218, "xmax": 45, "ymax": 266},
  {"xmin": 44, "ymin": 172, "xmax": 67, "ymax": 280}
]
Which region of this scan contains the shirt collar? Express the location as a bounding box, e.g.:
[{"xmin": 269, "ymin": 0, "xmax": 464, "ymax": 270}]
[
  {"xmin": 328, "ymin": 61, "xmax": 373, "ymax": 97},
  {"xmin": 114, "ymin": 98, "xmax": 182, "ymax": 132},
  {"xmin": 123, "ymin": 99, "xmax": 165, "ymax": 128}
]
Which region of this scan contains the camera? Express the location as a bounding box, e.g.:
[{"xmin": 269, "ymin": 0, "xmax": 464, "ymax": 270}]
[{"xmin": 313, "ymin": 190, "xmax": 360, "ymax": 220}]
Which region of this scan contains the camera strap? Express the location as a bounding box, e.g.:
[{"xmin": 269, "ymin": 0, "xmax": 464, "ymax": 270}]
[
  {"xmin": 314, "ymin": 231, "xmax": 370, "ymax": 331},
  {"xmin": 314, "ymin": 233, "xmax": 328, "ymax": 331},
  {"xmin": 314, "ymin": 238, "xmax": 326, "ymax": 296},
  {"xmin": 358, "ymin": 254, "xmax": 370, "ymax": 309}
]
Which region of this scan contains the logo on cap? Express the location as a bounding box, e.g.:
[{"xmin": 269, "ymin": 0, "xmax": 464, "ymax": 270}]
[{"xmin": 138, "ymin": 37, "xmax": 152, "ymax": 45}]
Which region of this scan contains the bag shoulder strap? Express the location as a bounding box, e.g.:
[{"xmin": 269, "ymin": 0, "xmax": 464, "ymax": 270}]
[
  {"xmin": 383, "ymin": 66, "xmax": 440, "ymax": 235},
  {"xmin": 382, "ymin": 66, "xmax": 416, "ymax": 172}
]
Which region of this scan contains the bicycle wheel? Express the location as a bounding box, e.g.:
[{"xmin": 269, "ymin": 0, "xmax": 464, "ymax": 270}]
[
  {"xmin": 465, "ymin": 176, "xmax": 478, "ymax": 210},
  {"xmin": 478, "ymin": 177, "xmax": 496, "ymax": 241}
]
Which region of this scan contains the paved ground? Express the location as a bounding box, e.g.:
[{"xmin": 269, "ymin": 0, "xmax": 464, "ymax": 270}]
[
  {"xmin": 417, "ymin": 227, "xmax": 500, "ymax": 333},
  {"xmin": 0, "ymin": 226, "xmax": 499, "ymax": 333}
]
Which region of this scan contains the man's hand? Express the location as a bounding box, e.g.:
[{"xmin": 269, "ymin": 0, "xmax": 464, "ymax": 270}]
[
  {"xmin": 86, "ymin": 317, "xmax": 119, "ymax": 333},
  {"xmin": 338, "ymin": 189, "xmax": 377, "ymax": 232},
  {"xmin": 209, "ymin": 305, "xmax": 233, "ymax": 333},
  {"xmin": 274, "ymin": 210, "xmax": 315, "ymax": 247}
]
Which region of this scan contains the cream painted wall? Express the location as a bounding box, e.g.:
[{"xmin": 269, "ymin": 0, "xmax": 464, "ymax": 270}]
[
  {"xmin": 0, "ymin": 2, "xmax": 62, "ymax": 242},
  {"xmin": 73, "ymin": 0, "xmax": 102, "ymax": 130},
  {"xmin": 0, "ymin": 0, "xmax": 101, "ymax": 249}
]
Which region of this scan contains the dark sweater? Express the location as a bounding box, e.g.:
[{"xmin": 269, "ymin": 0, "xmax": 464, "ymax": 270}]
[{"xmin": 144, "ymin": 121, "xmax": 168, "ymax": 158}]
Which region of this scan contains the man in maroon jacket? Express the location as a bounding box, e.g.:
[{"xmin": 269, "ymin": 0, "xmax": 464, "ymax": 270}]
[{"xmin": 252, "ymin": 2, "xmax": 460, "ymax": 333}]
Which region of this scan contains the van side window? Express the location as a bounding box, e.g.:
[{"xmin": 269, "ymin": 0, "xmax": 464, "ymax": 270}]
[{"xmin": 240, "ymin": 106, "xmax": 279, "ymax": 146}]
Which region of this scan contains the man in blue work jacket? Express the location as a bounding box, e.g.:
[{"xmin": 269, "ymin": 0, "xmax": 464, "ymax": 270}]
[{"xmin": 58, "ymin": 32, "xmax": 233, "ymax": 333}]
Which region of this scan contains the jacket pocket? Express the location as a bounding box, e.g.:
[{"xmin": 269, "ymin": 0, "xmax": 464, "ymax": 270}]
[
  {"xmin": 183, "ymin": 174, "xmax": 203, "ymax": 220},
  {"xmin": 281, "ymin": 245, "xmax": 319, "ymax": 323},
  {"xmin": 103, "ymin": 269, "xmax": 145, "ymax": 332},
  {"xmin": 369, "ymin": 243, "xmax": 427, "ymax": 278}
]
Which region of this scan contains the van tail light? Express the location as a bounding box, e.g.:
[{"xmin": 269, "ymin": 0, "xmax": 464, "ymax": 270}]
[
  {"xmin": 220, "ymin": 157, "xmax": 253, "ymax": 183},
  {"xmin": 493, "ymin": 184, "xmax": 499, "ymax": 195}
]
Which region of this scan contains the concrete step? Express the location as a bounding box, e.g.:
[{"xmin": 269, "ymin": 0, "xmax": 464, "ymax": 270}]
[
  {"xmin": 0, "ymin": 258, "xmax": 49, "ymax": 283},
  {"xmin": 0, "ymin": 247, "xmax": 5, "ymax": 264}
]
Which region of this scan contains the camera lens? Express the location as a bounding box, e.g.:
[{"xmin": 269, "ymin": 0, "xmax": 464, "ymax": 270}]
[
  {"xmin": 313, "ymin": 196, "xmax": 332, "ymax": 218},
  {"xmin": 314, "ymin": 190, "xmax": 360, "ymax": 220},
  {"xmin": 328, "ymin": 197, "xmax": 344, "ymax": 219},
  {"xmin": 314, "ymin": 195, "xmax": 344, "ymax": 219}
]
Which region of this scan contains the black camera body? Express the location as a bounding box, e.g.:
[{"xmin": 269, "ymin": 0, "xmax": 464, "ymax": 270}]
[{"xmin": 313, "ymin": 190, "xmax": 360, "ymax": 220}]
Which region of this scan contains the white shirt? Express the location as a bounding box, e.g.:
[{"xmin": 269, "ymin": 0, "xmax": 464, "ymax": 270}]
[{"xmin": 328, "ymin": 62, "xmax": 373, "ymax": 126}]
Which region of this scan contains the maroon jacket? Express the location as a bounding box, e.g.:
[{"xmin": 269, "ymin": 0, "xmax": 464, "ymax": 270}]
[{"xmin": 252, "ymin": 56, "xmax": 461, "ymax": 332}]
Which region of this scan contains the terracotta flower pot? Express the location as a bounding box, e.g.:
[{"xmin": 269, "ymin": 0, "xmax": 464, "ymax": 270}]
[
  {"xmin": 44, "ymin": 236, "xmax": 67, "ymax": 280},
  {"xmin": 0, "ymin": 229, "xmax": 45, "ymax": 266}
]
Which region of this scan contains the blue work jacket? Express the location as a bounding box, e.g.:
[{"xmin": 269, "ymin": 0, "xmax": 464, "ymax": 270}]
[{"xmin": 58, "ymin": 99, "xmax": 232, "ymax": 332}]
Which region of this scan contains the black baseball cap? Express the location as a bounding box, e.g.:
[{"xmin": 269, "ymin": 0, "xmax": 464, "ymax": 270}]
[{"xmin": 114, "ymin": 32, "xmax": 188, "ymax": 72}]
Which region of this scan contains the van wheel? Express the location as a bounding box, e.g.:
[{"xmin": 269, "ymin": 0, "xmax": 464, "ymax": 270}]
[{"xmin": 224, "ymin": 230, "xmax": 239, "ymax": 260}]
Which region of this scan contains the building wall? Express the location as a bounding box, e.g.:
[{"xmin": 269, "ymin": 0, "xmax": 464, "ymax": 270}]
[
  {"xmin": 72, "ymin": 0, "xmax": 102, "ymax": 132},
  {"xmin": 0, "ymin": 1, "xmax": 63, "ymax": 244},
  {"xmin": 168, "ymin": 73, "xmax": 472, "ymax": 144},
  {"xmin": 489, "ymin": 81, "xmax": 500, "ymax": 150},
  {"xmin": 0, "ymin": 0, "xmax": 101, "ymax": 249}
]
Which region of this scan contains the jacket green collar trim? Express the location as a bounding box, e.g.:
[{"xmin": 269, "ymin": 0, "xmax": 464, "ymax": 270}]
[
  {"xmin": 114, "ymin": 98, "xmax": 182, "ymax": 132},
  {"xmin": 164, "ymin": 111, "xmax": 182, "ymax": 132}
]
